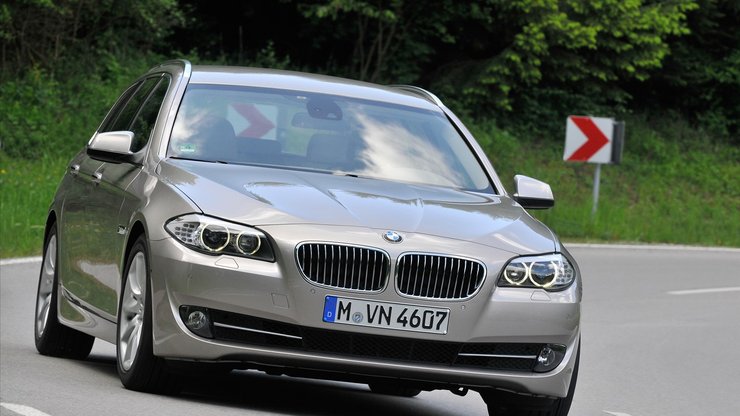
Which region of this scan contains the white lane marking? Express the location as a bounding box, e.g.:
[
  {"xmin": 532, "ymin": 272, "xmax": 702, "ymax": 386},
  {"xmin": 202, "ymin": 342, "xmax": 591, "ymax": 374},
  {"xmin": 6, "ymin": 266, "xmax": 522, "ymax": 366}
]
[
  {"xmin": 0, "ymin": 257, "xmax": 42, "ymax": 266},
  {"xmin": 668, "ymin": 286, "xmax": 740, "ymax": 296},
  {"xmin": 0, "ymin": 403, "xmax": 52, "ymax": 416},
  {"xmin": 566, "ymin": 243, "xmax": 740, "ymax": 253},
  {"xmin": 603, "ymin": 412, "xmax": 634, "ymax": 416}
]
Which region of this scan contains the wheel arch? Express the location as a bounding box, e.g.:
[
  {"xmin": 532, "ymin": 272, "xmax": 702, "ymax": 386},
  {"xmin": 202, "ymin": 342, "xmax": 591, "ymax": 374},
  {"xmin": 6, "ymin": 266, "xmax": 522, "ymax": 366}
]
[
  {"xmin": 44, "ymin": 211, "xmax": 58, "ymax": 242},
  {"xmin": 125, "ymin": 221, "xmax": 148, "ymax": 261},
  {"xmin": 119, "ymin": 219, "xmax": 149, "ymax": 295}
]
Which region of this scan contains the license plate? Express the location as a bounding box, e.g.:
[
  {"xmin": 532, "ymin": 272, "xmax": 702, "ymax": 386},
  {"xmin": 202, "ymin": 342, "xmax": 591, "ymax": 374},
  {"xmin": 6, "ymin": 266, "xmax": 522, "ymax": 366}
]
[{"xmin": 322, "ymin": 296, "xmax": 449, "ymax": 335}]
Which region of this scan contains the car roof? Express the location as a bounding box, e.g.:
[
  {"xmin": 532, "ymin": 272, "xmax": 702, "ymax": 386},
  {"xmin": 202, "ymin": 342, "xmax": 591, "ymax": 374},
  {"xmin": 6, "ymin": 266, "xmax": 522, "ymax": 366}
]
[{"xmin": 187, "ymin": 65, "xmax": 441, "ymax": 111}]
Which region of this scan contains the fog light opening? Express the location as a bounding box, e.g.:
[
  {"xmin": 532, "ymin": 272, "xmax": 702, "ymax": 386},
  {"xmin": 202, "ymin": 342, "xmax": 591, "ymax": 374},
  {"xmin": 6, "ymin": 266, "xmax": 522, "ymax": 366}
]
[
  {"xmin": 179, "ymin": 306, "xmax": 214, "ymax": 338},
  {"xmin": 533, "ymin": 344, "xmax": 566, "ymax": 373},
  {"xmin": 188, "ymin": 310, "xmax": 208, "ymax": 330},
  {"xmin": 538, "ymin": 346, "xmax": 556, "ymax": 366}
]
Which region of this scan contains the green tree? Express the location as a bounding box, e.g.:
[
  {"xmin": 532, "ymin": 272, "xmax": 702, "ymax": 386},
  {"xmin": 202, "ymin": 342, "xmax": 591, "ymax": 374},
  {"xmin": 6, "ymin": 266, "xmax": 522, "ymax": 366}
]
[
  {"xmin": 433, "ymin": 0, "xmax": 697, "ymax": 119},
  {"xmin": 0, "ymin": 0, "xmax": 181, "ymax": 158},
  {"xmin": 299, "ymin": 0, "xmax": 490, "ymax": 83},
  {"xmin": 631, "ymin": 0, "xmax": 740, "ymax": 138},
  {"xmin": 0, "ymin": 0, "xmax": 183, "ymax": 77},
  {"xmin": 296, "ymin": 0, "xmax": 697, "ymax": 132}
]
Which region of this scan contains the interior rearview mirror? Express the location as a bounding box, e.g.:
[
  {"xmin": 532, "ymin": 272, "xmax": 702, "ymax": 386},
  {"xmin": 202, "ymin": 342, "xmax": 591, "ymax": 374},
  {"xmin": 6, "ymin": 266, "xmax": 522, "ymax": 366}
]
[{"xmin": 291, "ymin": 112, "xmax": 348, "ymax": 131}]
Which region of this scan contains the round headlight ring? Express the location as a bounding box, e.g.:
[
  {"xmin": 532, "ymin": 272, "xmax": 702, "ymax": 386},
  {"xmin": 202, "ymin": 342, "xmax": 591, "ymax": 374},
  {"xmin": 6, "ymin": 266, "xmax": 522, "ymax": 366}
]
[
  {"xmin": 529, "ymin": 260, "xmax": 559, "ymax": 288},
  {"xmin": 235, "ymin": 231, "xmax": 261, "ymax": 255},
  {"xmin": 199, "ymin": 223, "xmax": 230, "ymax": 252},
  {"xmin": 499, "ymin": 254, "xmax": 576, "ymax": 291},
  {"xmin": 504, "ymin": 262, "xmax": 530, "ymax": 285}
]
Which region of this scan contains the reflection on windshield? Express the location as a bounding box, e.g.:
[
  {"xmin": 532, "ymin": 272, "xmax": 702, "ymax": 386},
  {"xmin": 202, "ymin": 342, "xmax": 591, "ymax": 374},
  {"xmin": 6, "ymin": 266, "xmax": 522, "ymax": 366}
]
[
  {"xmin": 353, "ymin": 113, "xmax": 462, "ymax": 187},
  {"xmin": 170, "ymin": 107, "xmax": 239, "ymax": 161},
  {"xmin": 168, "ymin": 85, "xmax": 492, "ymax": 192},
  {"xmin": 171, "ymin": 109, "xmax": 206, "ymax": 144}
]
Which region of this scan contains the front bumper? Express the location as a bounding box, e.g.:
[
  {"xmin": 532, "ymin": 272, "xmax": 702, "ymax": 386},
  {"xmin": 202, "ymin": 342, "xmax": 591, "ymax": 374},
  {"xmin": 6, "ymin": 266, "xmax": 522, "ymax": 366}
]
[{"xmin": 149, "ymin": 225, "xmax": 581, "ymax": 397}]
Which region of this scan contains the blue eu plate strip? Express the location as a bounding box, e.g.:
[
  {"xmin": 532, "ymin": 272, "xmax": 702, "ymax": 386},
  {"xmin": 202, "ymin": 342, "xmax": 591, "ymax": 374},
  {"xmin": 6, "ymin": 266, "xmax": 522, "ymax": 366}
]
[{"xmin": 323, "ymin": 296, "xmax": 337, "ymax": 323}]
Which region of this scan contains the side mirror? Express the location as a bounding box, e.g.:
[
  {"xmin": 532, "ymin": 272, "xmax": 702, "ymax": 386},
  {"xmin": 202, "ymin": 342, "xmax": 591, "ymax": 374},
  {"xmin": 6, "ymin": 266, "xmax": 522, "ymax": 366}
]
[
  {"xmin": 87, "ymin": 131, "xmax": 142, "ymax": 164},
  {"xmin": 513, "ymin": 175, "xmax": 554, "ymax": 209}
]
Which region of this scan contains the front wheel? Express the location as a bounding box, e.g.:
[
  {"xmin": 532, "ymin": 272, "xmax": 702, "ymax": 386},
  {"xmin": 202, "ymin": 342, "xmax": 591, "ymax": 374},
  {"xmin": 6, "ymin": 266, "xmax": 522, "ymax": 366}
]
[
  {"xmin": 482, "ymin": 342, "xmax": 580, "ymax": 416},
  {"xmin": 116, "ymin": 235, "xmax": 180, "ymax": 394},
  {"xmin": 34, "ymin": 223, "xmax": 94, "ymax": 358}
]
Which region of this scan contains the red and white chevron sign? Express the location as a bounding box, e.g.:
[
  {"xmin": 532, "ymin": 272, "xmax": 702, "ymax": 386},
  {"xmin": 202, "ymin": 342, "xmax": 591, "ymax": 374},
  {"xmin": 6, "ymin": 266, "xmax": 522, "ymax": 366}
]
[
  {"xmin": 227, "ymin": 103, "xmax": 277, "ymax": 139},
  {"xmin": 563, "ymin": 116, "xmax": 614, "ymax": 163}
]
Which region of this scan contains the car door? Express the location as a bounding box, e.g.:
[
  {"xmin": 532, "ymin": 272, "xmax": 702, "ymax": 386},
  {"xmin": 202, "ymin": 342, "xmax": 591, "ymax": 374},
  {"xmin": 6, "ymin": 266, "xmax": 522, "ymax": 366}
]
[
  {"xmin": 89, "ymin": 75, "xmax": 174, "ymax": 318},
  {"xmin": 61, "ymin": 75, "xmax": 170, "ymax": 320},
  {"xmin": 58, "ymin": 81, "xmax": 141, "ymax": 317}
]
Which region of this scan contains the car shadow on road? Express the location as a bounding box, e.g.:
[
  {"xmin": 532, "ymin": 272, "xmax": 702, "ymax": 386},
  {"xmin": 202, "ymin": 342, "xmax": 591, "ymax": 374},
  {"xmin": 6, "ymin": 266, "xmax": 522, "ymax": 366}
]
[
  {"xmin": 72, "ymin": 354, "xmax": 465, "ymax": 416},
  {"xmin": 178, "ymin": 370, "xmax": 460, "ymax": 416},
  {"xmin": 72, "ymin": 352, "xmax": 118, "ymax": 376}
]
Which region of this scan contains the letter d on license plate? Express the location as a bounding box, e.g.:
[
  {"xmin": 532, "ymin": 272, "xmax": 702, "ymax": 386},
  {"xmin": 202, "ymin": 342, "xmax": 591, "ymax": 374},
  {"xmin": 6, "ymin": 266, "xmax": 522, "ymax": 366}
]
[{"xmin": 323, "ymin": 296, "xmax": 449, "ymax": 335}]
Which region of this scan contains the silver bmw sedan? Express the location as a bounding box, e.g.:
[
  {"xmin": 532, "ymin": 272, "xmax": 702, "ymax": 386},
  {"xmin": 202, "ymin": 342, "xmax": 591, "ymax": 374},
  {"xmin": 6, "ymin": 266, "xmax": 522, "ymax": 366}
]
[{"xmin": 34, "ymin": 60, "xmax": 581, "ymax": 416}]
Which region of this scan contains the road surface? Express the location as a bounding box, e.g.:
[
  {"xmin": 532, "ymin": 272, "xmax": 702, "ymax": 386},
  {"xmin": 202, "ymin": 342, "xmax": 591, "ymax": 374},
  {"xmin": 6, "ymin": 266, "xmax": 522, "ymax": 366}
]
[{"xmin": 2, "ymin": 245, "xmax": 739, "ymax": 416}]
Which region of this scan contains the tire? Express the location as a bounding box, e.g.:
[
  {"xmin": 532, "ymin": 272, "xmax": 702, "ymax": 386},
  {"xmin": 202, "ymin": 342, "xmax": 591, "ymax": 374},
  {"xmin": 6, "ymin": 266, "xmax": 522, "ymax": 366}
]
[
  {"xmin": 368, "ymin": 382, "xmax": 422, "ymax": 398},
  {"xmin": 482, "ymin": 342, "xmax": 580, "ymax": 416},
  {"xmin": 34, "ymin": 223, "xmax": 95, "ymax": 359},
  {"xmin": 116, "ymin": 234, "xmax": 181, "ymax": 394}
]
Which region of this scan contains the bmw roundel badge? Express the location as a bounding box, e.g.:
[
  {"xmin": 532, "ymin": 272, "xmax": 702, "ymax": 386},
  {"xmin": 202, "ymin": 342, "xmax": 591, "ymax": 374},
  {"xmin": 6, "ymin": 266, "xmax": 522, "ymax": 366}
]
[{"xmin": 383, "ymin": 230, "xmax": 403, "ymax": 243}]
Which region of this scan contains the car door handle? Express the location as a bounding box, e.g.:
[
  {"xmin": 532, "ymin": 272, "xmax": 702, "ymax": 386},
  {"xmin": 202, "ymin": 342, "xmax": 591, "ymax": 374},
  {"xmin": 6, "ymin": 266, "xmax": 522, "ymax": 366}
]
[
  {"xmin": 91, "ymin": 172, "xmax": 102, "ymax": 184},
  {"xmin": 69, "ymin": 164, "xmax": 80, "ymax": 176}
]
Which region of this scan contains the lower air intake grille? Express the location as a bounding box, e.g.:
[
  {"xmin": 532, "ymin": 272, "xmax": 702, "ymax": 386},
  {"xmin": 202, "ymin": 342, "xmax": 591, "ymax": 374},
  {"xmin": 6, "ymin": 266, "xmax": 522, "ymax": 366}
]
[{"xmin": 207, "ymin": 308, "xmax": 542, "ymax": 372}]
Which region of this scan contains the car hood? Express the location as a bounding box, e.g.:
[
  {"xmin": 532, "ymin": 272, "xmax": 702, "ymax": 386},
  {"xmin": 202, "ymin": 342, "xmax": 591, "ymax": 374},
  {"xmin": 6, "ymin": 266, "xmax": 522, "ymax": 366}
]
[{"xmin": 160, "ymin": 160, "xmax": 556, "ymax": 254}]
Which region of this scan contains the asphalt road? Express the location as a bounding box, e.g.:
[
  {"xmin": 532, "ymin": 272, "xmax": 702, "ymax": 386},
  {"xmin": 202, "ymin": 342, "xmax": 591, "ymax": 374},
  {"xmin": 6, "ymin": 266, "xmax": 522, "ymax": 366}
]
[{"xmin": 1, "ymin": 245, "xmax": 739, "ymax": 416}]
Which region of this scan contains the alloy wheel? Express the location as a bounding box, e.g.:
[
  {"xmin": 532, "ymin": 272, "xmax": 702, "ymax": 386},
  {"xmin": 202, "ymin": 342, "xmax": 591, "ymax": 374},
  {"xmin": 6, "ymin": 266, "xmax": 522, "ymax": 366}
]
[
  {"xmin": 119, "ymin": 251, "xmax": 146, "ymax": 371},
  {"xmin": 35, "ymin": 234, "xmax": 57, "ymax": 338}
]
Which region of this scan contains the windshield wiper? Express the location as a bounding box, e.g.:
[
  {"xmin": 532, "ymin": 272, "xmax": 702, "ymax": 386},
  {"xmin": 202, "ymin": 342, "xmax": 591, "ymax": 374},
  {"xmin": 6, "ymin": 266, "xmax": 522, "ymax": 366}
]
[
  {"xmin": 169, "ymin": 156, "xmax": 229, "ymax": 164},
  {"xmin": 332, "ymin": 170, "xmax": 364, "ymax": 179}
]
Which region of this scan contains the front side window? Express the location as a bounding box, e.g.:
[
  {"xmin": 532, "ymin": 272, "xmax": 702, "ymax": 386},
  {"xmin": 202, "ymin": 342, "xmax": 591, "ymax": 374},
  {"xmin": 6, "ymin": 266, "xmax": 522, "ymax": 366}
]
[
  {"xmin": 106, "ymin": 77, "xmax": 160, "ymax": 133},
  {"xmin": 129, "ymin": 76, "xmax": 171, "ymax": 152},
  {"xmin": 169, "ymin": 85, "xmax": 492, "ymax": 192},
  {"xmin": 98, "ymin": 82, "xmax": 141, "ymax": 133},
  {"xmin": 96, "ymin": 75, "xmax": 170, "ymax": 153}
]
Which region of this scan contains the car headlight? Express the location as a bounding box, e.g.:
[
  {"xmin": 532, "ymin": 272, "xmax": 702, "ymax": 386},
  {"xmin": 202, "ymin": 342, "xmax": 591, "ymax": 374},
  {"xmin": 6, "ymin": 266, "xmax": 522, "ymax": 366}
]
[
  {"xmin": 498, "ymin": 253, "xmax": 575, "ymax": 291},
  {"xmin": 165, "ymin": 214, "xmax": 275, "ymax": 261}
]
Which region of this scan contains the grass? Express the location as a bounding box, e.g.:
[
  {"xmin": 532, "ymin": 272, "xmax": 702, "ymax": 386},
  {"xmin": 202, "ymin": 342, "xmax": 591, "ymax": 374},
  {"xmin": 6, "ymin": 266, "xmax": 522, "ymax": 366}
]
[
  {"xmin": 0, "ymin": 56, "xmax": 154, "ymax": 258},
  {"xmin": 1, "ymin": 116, "xmax": 738, "ymax": 258},
  {"xmin": 2, "ymin": 54, "xmax": 737, "ymax": 257},
  {"xmin": 0, "ymin": 154, "xmax": 69, "ymax": 257},
  {"xmin": 472, "ymin": 117, "xmax": 740, "ymax": 247}
]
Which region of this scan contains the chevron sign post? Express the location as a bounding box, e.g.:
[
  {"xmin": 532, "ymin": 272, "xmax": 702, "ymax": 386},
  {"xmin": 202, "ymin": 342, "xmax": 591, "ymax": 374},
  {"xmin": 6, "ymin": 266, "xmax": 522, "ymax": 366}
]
[{"xmin": 564, "ymin": 116, "xmax": 625, "ymax": 216}]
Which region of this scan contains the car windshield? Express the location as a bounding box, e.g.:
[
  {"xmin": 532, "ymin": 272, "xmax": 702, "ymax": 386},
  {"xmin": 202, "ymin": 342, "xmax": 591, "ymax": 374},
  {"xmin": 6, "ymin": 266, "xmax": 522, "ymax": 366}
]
[{"xmin": 169, "ymin": 85, "xmax": 492, "ymax": 192}]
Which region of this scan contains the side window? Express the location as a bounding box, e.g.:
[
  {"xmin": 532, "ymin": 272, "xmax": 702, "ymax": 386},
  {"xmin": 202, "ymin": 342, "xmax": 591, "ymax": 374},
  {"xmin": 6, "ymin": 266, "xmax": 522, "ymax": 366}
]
[
  {"xmin": 129, "ymin": 75, "xmax": 171, "ymax": 152},
  {"xmin": 98, "ymin": 82, "xmax": 142, "ymax": 133},
  {"xmin": 106, "ymin": 77, "xmax": 160, "ymax": 133}
]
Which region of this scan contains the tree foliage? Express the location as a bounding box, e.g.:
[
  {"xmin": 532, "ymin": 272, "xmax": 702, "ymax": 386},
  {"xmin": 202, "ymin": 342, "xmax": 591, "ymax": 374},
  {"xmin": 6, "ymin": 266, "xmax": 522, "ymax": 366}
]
[
  {"xmin": 286, "ymin": 0, "xmax": 703, "ymax": 131},
  {"xmin": 415, "ymin": 0, "xmax": 697, "ymax": 132},
  {"xmin": 629, "ymin": 0, "xmax": 740, "ymax": 137},
  {"xmin": 1, "ymin": 0, "xmax": 737, "ymax": 147},
  {"xmin": 297, "ymin": 0, "xmax": 490, "ymax": 83},
  {"xmin": 462, "ymin": 0, "xmax": 697, "ymax": 111},
  {"xmin": 0, "ymin": 0, "xmax": 183, "ymax": 77}
]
